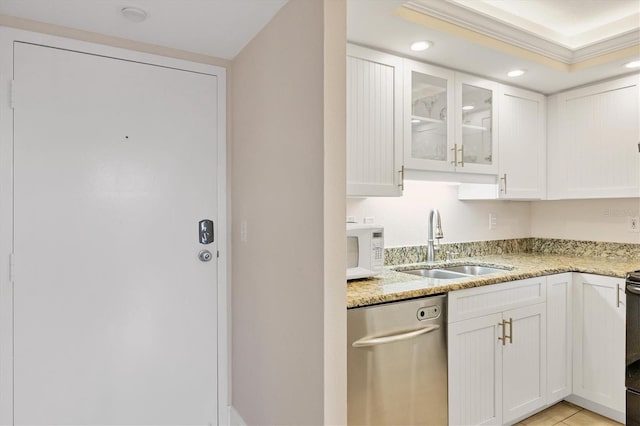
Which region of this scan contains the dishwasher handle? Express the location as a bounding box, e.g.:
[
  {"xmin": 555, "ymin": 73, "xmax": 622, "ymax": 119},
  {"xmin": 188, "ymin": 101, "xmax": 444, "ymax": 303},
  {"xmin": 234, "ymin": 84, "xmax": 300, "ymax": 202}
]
[{"xmin": 352, "ymin": 324, "xmax": 440, "ymax": 348}]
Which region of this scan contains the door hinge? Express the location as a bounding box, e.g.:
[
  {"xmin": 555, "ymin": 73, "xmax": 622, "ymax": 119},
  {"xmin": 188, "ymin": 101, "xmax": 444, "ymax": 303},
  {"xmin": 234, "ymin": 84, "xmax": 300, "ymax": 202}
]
[
  {"xmin": 9, "ymin": 252, "xmax": 15, "ymax": 282},
  {"xmin": 10, "ymin": 80, "xmax": 15, "ymax": 109}
]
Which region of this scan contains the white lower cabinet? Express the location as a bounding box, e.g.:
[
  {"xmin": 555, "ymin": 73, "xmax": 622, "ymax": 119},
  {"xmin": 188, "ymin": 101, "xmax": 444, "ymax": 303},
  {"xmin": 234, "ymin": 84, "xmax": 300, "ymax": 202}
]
[
  {"xmin": 546, "ymin": 273, "xmax": 572, "ymax": 403},
  {"xmin": 448, "ymin": 272, "xmax": 626, "ymax": 425},
  {"xmin": 449, "ymin": 312, "xmax": 503, "ymax": 425},
  {"xmin": 502, "ymin": 303, "xmax": 547, "ymax": 423},
  {"xmin": 448, "ymin": 277, "xmax": 547, "ymax": 425},
  {"xmin": 572, "ymin": 273, "xmax": 626, "ymax": 418}
]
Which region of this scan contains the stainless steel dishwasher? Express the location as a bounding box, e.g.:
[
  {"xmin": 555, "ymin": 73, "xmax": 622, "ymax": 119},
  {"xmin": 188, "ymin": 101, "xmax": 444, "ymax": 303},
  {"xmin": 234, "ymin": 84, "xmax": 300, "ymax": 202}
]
[{"xmin": 348, "ymin": 294, "xmax": 447, "ymax": 425}]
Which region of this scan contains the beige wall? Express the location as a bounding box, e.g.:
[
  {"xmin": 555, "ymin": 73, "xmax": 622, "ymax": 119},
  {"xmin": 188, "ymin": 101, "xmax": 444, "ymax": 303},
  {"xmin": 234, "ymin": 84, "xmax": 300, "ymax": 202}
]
[
  {"xmin": 531, "ymin": 198, "xmax": 640, "ymax": 244},
  {"xmin": 322, "ymin": 0, "xmax": 347, "ymax": 424},
  {"xmin": 231, "ymin": 0, "xmax": 346, "ymax": 424}
]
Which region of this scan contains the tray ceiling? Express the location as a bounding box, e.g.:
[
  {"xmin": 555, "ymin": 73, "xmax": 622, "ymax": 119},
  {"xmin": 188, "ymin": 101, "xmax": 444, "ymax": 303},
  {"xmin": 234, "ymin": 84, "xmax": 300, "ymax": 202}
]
[{"xmin": 348, "ymin": 0, "xmax": 640, "ymax": 94}]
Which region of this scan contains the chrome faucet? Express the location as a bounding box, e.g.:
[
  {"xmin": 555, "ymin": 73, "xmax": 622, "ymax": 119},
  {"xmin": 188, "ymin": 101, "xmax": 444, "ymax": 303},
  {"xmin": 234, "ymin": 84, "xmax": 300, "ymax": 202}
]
[{"xmin": 426, "ymin": 209, "xmax": 444, "ymax": 263}]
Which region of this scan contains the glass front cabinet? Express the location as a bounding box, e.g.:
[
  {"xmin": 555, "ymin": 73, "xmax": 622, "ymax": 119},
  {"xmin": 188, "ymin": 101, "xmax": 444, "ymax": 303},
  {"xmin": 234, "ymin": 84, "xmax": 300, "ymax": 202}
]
[{"xmin": 404, "ymin": 59, "xmax": 498, "ymax": 175}]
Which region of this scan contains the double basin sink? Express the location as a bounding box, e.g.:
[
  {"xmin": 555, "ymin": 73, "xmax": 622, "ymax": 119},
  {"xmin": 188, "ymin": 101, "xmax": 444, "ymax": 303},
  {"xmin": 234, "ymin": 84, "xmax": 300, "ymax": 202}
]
[{"xmin": 396, "ymin": 264, "xmax": 508, "ymax": 280}]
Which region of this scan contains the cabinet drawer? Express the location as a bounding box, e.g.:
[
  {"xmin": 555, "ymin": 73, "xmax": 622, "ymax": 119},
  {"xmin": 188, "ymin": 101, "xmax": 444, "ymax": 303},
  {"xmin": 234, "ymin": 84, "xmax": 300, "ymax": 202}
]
[{"xmin": 448, "ymin": 277, "xmax": 546, "ymax": 323}]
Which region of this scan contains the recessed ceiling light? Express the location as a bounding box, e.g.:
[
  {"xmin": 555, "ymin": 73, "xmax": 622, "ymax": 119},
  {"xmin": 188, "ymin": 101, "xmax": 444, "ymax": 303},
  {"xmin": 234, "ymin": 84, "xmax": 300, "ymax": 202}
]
[
  {"xmin": 462, "ymin": 105, "xmax": 475, "ymax": 111},
  {"xmin": 121, "ymin": 6, "xmax": 147, "ymax": 23},
  {"xmin": 410, "ymin": 41, "xmax": 433, "ymax": 52},
  {"xmin": 507, "ymin": 69, "xmax": 526, "ymax": 77},
  {"xmin": 625, "ymin": 60, "xmax": 640, "ymax": 69}
]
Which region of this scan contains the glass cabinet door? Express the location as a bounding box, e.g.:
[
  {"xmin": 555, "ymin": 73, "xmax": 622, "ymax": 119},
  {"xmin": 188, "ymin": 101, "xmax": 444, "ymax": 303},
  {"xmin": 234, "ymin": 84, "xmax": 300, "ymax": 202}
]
[
  {"xmin": 455, "ymin": 74, "xmax": 498, "ymax": 174},
  {"xmin": 404, "ymin": 59, "xmax": 455, "ymax": 171}
]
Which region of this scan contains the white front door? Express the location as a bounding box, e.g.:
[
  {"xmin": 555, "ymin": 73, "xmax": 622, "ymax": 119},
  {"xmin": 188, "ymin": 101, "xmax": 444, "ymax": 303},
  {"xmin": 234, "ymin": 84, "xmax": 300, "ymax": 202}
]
[{"xmin": 13, "ymin": 42, "xmax": 219, "ymax": 425}]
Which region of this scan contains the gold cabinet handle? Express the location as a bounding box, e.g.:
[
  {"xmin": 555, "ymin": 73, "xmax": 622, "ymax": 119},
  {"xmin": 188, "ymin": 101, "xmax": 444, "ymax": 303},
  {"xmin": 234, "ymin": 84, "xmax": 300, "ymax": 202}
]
[
  {"xmin": 505, "ymin": 317, "xmax": 513, "ymax": 344},
  {"xmin": 500, "ymin": 173, "xmax": 507, "ymax": 194},
  {"xmin": 451, "ymin": 143, "xmax": 458, "ymax": 166},
  {"xmin": 498, "ymin": 320, "xmax": 506, "ymax": 346},
  {"xmin": 616, "ymin": 284, "xmax": 621, "ymax": 308},
  {"xmin": 398, "ymin": 166, "xmax": 404, "ymax": 191},
  {"xmin": 458, "ymin": 144, "xmax": 464, "ymax": 167}
]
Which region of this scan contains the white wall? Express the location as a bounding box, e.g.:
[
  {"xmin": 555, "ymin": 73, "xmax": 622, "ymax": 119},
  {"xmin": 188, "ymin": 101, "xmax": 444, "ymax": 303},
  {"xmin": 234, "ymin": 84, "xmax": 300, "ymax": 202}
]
[
  {"xmin": 531, "ymin": 199, "xmax": 640, "ymax": 244},
  {"xmin": 347, "ymin": 180, "xmax": 532, "ymax": 247},
  {"xmin": 348, "ymin": 180, "xmax": 640, "ymax": 247},
  {"xmin": 231, "ymin": 0, "xmax": 346, "ymax": 424}
]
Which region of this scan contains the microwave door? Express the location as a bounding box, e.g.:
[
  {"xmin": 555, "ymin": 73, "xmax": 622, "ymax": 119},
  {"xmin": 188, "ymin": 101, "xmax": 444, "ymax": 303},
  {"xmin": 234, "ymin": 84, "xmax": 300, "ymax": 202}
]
[{"xmin": 347, "ymin": 236, "xmax": 359, "ymax": 269}]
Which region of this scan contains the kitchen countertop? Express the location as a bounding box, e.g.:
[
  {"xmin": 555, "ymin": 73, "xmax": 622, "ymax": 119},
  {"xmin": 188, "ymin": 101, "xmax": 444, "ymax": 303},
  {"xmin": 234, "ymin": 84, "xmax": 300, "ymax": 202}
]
[{"xmin": 347, "ymin": 253, "xmax": 640, "ymax": 308}]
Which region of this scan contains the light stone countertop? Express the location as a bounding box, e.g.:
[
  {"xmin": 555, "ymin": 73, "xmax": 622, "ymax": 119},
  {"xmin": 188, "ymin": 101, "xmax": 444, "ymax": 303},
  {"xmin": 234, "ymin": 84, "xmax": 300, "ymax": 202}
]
[{"xmin": 347, "ymin": 253, "xmax": 640, "ymax": 309}]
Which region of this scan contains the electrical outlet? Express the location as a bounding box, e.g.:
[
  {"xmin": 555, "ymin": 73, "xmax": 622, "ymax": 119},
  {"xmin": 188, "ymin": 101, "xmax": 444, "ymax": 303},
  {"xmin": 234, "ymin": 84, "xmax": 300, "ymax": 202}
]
[
  {"xmin": 629, "ymin": 216, "xmax": 640, "ymax": 233},
  {"xmin": 364, "ymin": 217, "xmax": 375, "ymax": 224},
  {"xmin": 489, "ymin": 213, "xmax": 497, "ymax": 230},
  {"xmin": 346, "ymin": 216, "xmax": 356, "ymax": 223}
]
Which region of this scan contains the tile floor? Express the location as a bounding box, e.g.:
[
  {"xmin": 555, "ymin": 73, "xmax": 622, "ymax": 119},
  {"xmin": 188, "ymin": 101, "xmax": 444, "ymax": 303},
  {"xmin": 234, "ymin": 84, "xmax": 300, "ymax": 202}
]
[{"xmin": 516, "ymin": 401, "xmax": 622, "ymax": 425}]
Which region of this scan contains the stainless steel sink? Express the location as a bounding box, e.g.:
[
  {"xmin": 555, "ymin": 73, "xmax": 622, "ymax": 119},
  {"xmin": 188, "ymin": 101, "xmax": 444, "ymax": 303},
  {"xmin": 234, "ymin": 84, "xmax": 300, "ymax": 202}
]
[
  {"xmin": 400, "ymin": 268, "xmax": 469, "ymax": 279},
  {"xmin": 441, "ymin": 265, "xmax": 508, "ymax": 275},
  {"xmin": 396, "ymin": 264, "xmax": 509, "ymax": 279}
]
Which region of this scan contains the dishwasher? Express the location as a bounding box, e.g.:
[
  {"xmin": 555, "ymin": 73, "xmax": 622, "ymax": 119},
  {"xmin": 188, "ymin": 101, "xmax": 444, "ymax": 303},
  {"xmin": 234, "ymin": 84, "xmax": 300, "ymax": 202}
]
[{"xmin": 348, "ymin": 294, "xmax": 447, "ymax": 425}]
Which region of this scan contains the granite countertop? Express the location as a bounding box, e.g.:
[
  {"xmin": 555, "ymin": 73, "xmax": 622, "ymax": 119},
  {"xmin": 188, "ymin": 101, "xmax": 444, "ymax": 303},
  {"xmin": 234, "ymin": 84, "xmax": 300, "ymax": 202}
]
[{"xmin": 347, "ymin": 253, "xmax": 640, "ymax": 308}]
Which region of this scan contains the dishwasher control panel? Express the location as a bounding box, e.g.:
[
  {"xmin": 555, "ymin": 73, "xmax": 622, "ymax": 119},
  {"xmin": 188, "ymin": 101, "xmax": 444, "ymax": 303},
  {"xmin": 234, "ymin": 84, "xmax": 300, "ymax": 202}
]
[{"xmin": 417, "ymin": 305, "xmax": 441, "ymax": 321}]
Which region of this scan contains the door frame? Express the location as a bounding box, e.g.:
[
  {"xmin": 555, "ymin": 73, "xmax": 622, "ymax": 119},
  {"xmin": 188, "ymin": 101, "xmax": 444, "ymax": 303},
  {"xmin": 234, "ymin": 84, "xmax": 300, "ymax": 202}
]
[{"xmin": 0, "ymin": 27, "xmax": 229, "ymax": 425}]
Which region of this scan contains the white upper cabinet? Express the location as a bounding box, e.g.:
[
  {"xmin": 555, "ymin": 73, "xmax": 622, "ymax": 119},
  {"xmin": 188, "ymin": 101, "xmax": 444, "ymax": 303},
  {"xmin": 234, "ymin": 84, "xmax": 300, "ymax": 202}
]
[
  {"xmin": 403, "ymin": 58, "xmax": 455, "ymax": 172},
  {"xmin": 404, "ymin": 60, "xmax": 498, "ymax": 177},
  {"xmin": 455, "ymin": 73, "xmax": 498, "ymax": 175},
  {"xmin": 346, "ymin": 44, "xmax": 403, "ymax": 197},
  {"xmin": 497, "ymin": 85, "xmax": 546, "ymax": 199},
  {"xmin": 547, "ymin": 74, "xmax": 640, "ymax": 199}
]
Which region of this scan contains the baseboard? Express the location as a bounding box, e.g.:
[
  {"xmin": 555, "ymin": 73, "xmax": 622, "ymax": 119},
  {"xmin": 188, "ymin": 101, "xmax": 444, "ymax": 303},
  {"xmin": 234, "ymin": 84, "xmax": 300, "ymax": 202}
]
[
  {"xmin": 565, "ymin": 394, "xmax": 625, "ymax": 424},
  {"xmin": 229, "ymin": 405, "xmax": 247, "ymax": 426}
]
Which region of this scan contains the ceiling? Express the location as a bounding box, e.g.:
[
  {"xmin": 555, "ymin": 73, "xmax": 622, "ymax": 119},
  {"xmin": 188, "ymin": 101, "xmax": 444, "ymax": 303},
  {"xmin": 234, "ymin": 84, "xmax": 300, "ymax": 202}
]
[
  {"xmin": 450, "ymin": 0, "xmax": 640, "ymax": 50},
  {"xmin": 0, "ymin": 0, "xmax": 637, "ymax": 93},
  {"xmin": 0, "ymin": 0, "xmax": 287, "ymax": 60},
  {"xmin": 348, "ymin": 0, "xmax": 640, "ymax": 94}
]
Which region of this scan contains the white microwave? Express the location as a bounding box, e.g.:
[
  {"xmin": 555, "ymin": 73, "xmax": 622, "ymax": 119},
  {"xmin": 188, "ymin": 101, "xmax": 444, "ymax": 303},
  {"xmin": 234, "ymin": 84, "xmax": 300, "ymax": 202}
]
[{"xmin": 347, "ymin": 223, "xmax": 384, "ymax": 280}]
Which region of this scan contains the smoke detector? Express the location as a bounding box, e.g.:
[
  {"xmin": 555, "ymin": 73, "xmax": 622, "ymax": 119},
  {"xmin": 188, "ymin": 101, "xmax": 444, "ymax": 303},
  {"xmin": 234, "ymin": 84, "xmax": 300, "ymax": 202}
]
[{"xmin": 121, "ymin": 7, "xmax": 147, "ymax": 23}]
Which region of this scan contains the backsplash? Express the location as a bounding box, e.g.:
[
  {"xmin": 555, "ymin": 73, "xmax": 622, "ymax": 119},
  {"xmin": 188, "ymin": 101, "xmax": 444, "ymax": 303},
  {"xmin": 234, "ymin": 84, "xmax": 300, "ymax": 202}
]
[
  {"xmin": 385, "ymin": 238, "xmax": 640, "ymax": 265},
  {"xmin": 530, "ymin": 238, "xmax": 640, "ymax": 260}
]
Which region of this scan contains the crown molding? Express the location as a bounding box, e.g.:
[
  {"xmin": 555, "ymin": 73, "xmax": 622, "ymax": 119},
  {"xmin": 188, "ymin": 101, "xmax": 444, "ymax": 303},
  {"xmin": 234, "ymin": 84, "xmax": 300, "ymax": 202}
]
[
  {"xmin": 572, "ymin": 30, "xmax": 640, "ymax": 63},
  {"xmin": 403, "ymin": 0, "xmax": 639, "ymax": 65}
]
